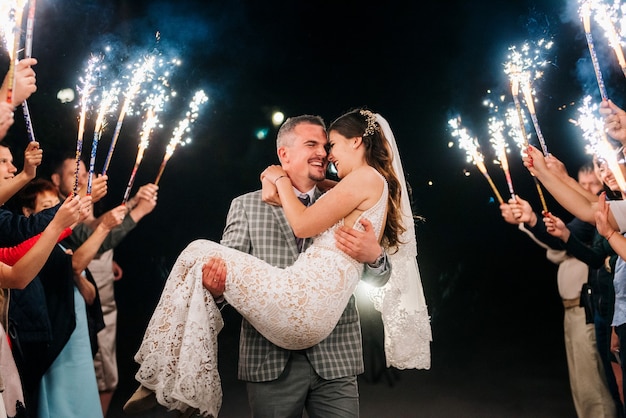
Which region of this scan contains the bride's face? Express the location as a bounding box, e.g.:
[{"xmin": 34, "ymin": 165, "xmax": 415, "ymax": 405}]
[{"xmin": 327, "ymin": 132, "xmax": 354, "ymax": 178}]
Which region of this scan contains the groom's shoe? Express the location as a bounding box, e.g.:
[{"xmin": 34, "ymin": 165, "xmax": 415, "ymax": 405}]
[{"xmin": 123, "ymin": 384, "xmax": 157, "ymax": 414}]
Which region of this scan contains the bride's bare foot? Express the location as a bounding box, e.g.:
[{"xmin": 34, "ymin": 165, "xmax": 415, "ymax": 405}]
[{"xmin": 123, "ymin": 384, "xmax": 157, "ymax": 414}]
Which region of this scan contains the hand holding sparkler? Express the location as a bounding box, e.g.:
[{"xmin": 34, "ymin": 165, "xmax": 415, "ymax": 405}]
[
  {"xmin": 0, "ymin": 58, "xmax": 38, "ymax": 106},
  {"xmin": 542, "ymin": 212, "xmax": 570, "ymax": 241},
  {"xmin": 87, "ymin": 174, "xmax": 108, "ymax": 203},
  {"xmin": 600, "ymin": 99, "xmax": 626, "ymax": 146},
  {"xmin": 595, "ymin": 192, "xmax": 619, "ymax": 239},
  {"xmin": 21, "ymin": 140, "xmax": 42, "ymax": 179},
  {"xmin": 499, "ymin": 195, "xmax": 537, "ymax": 226},
  {"xmin": 125, "ymin": 183, "xmax": 158, "ymax": 218}
]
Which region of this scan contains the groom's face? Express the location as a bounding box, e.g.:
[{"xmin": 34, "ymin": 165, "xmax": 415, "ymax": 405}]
[{"xmin": 283, "ymin": 122, "xmax": 328, "ymax": 186}]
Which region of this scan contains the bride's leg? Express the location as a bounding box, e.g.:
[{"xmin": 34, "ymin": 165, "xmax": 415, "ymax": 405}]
[{"xmin": 128, "ymin": 239, "xmax": 225, "ymax": 416}]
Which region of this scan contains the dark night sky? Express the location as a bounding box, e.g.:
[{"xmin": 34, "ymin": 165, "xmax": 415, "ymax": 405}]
[{"xmin": 5, "ymin": 0, "xmax": 626, "ymax": 382}]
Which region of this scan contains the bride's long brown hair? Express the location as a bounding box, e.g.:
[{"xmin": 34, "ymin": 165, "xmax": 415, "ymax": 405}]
[{"xmin": 328, "ymin": 108, "xmax": 405, "ymax": 251}]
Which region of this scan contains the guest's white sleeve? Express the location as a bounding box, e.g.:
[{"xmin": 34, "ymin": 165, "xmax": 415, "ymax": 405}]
[{"xmin": 608, "ymin": 200, "xmax": 626, "ymax": 232}]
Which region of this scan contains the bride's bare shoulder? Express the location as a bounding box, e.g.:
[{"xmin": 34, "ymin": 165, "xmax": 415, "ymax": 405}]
[{"xmin": 350, "ymin": 166, "xmax": 384, "ymax": 184}]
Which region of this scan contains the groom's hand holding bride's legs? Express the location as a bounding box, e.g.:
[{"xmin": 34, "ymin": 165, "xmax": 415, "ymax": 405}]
[{"xmin": 203, "ymin": 256, "xmax": 227, "ymax": 300}]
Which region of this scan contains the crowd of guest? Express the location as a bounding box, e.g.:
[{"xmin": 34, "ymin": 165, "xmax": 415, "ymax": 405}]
[
  {"xmin": 499, "ymin": 98, "xmax": 626, "ymax": 418},
  {"xmin": 0, "ymin": 57, "xmax": 158, "ymax": 418}
]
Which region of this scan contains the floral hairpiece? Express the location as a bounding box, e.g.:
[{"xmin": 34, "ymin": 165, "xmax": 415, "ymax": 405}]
[{"xmin": 360, "ymin": 109, "xmax": 378, "ymax": 137}]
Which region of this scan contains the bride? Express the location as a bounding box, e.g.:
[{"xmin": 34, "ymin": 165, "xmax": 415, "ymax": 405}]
[{"xmin": 128, "ymin": 109, "xmax": 431, "ymax": 416}]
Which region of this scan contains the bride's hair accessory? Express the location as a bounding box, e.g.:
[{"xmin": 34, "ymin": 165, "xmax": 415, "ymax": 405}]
[{"xmin": 360, "ymin": 109, "xmax": 379, "ymax": 137}]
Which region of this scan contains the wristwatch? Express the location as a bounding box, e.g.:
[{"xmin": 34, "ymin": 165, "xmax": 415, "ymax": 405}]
[{"xmin": 368, "ymin": 249, "xmax": 386, "ymax": 268}]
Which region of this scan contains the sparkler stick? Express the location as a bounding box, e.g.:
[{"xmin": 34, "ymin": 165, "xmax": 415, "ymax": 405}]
[
  {"xmin": 74, "ymin": 55, "xmax": 101, "ymax": 196},
  {"xmin": 488, "ymin": 116, "xmax": 515, "ymax": 200},
  {"xmin": 122, "ymin": 108, "xmax": 157, "ymax": 204},
  {"xmin": 581, "ymin": 1, "xmax": 609, "ymax": 100},
  {"xmin": 593, "ymin": 1, "xmax": 626, "ymax": 79},
  {"xmin": 87, "ymin": 86, "xmax": 119, "ymax": 194},
  {"xmin": 22, "ymin": 0, "xmax": 36, "ymax": 142},
  {"xmin": 155, "ymin": 90, "xmax": 208, "ymax": 185},
  {"xmin": 503, "ymin": 40, "xmax": 553, "ymax": 157},
  {"xmin": 6, "ymin": 0, "xmax": 27, "ymax": 106},
  {"xmin": 520, "ymin": 79, "xmax": 549, "ymax": 156},
  {"xmin": 448, "ymin": 117, "xmax": 504, "ymax": 204},
  {"xmin": 24, "ymin": 0, "xmax": 35, "ymax": 57},
  {"xmin": 121, "ymin": 55, "xmax": 176, "ymax": 200},
  {"xmin": 510, "ymin": 79, "xmax": 549, "ymax": 213},
  {"xmin": 101, "ymin": 56, "xmax": 156, "ymax": 175}
]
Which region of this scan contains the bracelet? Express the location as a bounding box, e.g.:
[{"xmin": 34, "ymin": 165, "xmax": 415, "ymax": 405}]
[
  {"xmin": 273, "ymin": 175, "xmax": 288, "ymax": 185},
  {"xmin": 607, "ymin": 230, "xmax": 616, "ymax": 241}
]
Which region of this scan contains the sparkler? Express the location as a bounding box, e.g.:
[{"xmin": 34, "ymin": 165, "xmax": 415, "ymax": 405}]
[
  {"xmin": 87, "ymin": 85, "xmax": 120, "ymax": 195},
  {"xmin": 592, "ymin": 0, "xmax": 626, "ymax": 79},
  {"xmin": 122, "ymin": 90, "xmax": 167, "ymax": 204},
  {"xmin": 504, "ymin": 40, "xmax": 553, "ymax": 157},
  {"xmin": 101, "ymin": 55, "xmax": 156, "ymax": 175},
  {"xmin": 448, "ymin": 116, "xmax": 504, "ymax": 204},
  {"xmin": 488, "ymin": 115, "xmax": 515, "ymax": 200},
  {"xmin": 508, "ymin": 78, "xmax": 549, "ymax": 213},
  {"xmin": 581, "ymin": 1, "xmax": 609, "ymax": 100},
  {"xmin": 5, "ymin": 0, "xmax": 27, "ymax": 106},
  {"xmin": 154, "ymin": 90, "xmax": 208, "ymax": 185},
  {"xmin": 74, "ymin": 55, "xmax": 102, "ymax": 196},
  {"xmin": 572, "ymin": 95, "xmax": 626, "ymax": 192},
  {"xmin": 520, "ymin": 79, "xmax": 549, "ymax": 157},
  {"xmin": 22, "ymin": 0, "xmax": 36, "ymax": 142}
]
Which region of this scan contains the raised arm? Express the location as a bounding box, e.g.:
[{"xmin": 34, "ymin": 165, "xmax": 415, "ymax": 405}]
[
  {"xmin": 0, "ymin": 142, "xmax": 42, "ymax": 205},
  {"xmin": 262, "ymin": 165, "xmax": 382, "ymax": 238},
  {"xmin": 0, "ymin": 195, "xmax": 80, "ymax": 289},
  {"xmin": 596, "ymin": 192, "xmax": 626, "ymax": 259},
  {"xmin": 523, "ymin": 145, "xmax": 600, "ymax": 224},
  {"xmin": 600, "ymin": 99, "xmax": 626, "ymax": 146},
  {"xmin": 70, "ymin": 205, "xmax": 126, "ymax": 274}
]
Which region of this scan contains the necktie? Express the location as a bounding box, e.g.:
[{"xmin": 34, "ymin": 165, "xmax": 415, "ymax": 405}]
[{"xmin": 296, "ymin": 194, "xmax": 310, "ymax": 252}]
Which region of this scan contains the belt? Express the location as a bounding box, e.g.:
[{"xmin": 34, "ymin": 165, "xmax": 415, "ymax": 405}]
[{"xmin": 562, "ymin": 297, "xmax": 580, "ymax": 309}]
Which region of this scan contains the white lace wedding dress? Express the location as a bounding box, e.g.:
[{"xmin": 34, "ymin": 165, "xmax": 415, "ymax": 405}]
[{"xmin": 134, "ymin": 179, "xmax": 389, "ymax": 417}]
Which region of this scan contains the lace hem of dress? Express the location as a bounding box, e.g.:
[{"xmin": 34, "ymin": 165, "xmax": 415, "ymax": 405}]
[
  {"xmin": 368, "ymin": 245, "xmax": 432, "ymax": 370},
  {"xmin": 133, "ymin": 255, "xmax": 224, "ymax": 417}
]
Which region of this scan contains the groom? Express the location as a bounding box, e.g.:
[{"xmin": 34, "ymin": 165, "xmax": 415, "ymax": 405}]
[{"xmin": 203, "ymin": 114, "xmax": 390, "ymax": 417}]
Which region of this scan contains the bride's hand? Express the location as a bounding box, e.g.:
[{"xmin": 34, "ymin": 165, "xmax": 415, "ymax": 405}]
[
  {"xmin": 260, "ymin": 165, "xmax": 287, "ymax": 185},
  {"xmin": 261, "ymin": 176, "xmax": 282, "ymax": 206}
]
